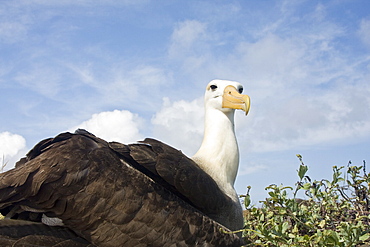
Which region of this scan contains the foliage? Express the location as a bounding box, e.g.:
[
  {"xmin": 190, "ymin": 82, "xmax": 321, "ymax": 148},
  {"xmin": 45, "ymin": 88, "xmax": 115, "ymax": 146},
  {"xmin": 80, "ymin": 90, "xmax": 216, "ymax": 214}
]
[{"xmin": 241, "ymin": 155, "xmax": 370, "ymax": 247}]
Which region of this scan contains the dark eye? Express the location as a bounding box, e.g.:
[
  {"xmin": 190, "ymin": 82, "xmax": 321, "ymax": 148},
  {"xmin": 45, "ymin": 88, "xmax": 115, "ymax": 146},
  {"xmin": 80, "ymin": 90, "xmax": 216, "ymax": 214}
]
[
  {"xmin": 210, "ymin": 85, "xmax": 217, "ymax": 90},
  {"xmin": 238, "ymin": 87, "xmax": 243, "ymax": 94}
]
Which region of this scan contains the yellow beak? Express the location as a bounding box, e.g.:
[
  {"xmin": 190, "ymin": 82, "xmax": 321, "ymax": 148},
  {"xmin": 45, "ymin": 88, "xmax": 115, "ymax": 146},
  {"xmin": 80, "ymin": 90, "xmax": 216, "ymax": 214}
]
[{"xmin": 222, "ymin": 85, "xmax": 251, "ymax": 115}]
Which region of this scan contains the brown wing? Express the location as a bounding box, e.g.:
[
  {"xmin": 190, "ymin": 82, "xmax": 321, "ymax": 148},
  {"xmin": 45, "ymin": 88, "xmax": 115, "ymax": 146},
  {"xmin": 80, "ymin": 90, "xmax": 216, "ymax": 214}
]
[
  {"xmin": 0, "ymin": 219, "xmax": 95, "ymax": 247},
  {"xmin": 0, "ymin": 130, "xmax": 242, "ymax": 246},
  {"xmin": 112, "ymin": 138, "xmax": 243, "ymax": 231}
]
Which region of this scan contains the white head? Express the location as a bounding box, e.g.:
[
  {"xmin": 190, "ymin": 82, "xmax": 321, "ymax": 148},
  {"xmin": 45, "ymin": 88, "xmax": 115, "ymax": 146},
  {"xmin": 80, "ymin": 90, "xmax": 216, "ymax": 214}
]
[{"xmin": 204, "ymin": 79, "xmax": 250, "ymax": 116}]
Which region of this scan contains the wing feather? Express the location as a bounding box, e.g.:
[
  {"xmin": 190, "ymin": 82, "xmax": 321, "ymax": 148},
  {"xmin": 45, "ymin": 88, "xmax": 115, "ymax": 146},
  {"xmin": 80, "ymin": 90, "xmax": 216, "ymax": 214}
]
[
  {"xmin": 122, "ymin": 138, "xmax": 239, "ymax": 229},
  {"xmin": 0, "ymin": 131, "xmax": 242, "ymax": 246}
]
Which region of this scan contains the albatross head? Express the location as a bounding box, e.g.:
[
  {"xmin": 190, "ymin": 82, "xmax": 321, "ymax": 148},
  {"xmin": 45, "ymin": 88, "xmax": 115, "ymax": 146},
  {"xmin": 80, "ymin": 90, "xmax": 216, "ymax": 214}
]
[
  {"xmin": 192, "ymin": 79, "xmax": 250, "ymax": 200},
  {"xmin": 204, "ymin": 80, "xmax": 250, "ymax": 116}
]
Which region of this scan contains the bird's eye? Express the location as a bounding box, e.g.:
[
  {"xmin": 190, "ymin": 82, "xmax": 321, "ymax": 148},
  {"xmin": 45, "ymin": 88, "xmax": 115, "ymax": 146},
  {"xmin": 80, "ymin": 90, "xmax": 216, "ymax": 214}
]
[
  {"xmin": 210, "ymin": 85, "xmax": 217, "ymax": 90},
  {"xmin": 238, "ymin": 87, "xmax": 243, "ymax": 94}
]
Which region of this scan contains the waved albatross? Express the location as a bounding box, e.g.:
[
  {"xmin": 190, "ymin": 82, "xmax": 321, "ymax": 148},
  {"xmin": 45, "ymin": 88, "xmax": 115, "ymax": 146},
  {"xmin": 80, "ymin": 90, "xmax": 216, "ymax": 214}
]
[{"xmin": 0, "ymin": 79, "xmax": 250, "ymax": 247}]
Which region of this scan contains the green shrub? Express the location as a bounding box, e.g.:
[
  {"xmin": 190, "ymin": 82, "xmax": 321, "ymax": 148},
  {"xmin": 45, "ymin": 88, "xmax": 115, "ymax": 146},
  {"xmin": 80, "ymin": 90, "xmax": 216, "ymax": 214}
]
[{"xmin": 240, "ymin": 155, "xmax": 370, "ymax": 247}]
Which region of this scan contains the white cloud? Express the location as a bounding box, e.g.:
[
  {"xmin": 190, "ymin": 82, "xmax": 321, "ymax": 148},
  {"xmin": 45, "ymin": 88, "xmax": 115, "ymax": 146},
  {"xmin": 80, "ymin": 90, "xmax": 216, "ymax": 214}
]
[
  {"xmin": 0, "ymin": 21, "xmax": 27, "ymax": 44},
  {"xmin": 358, "ymin": 18, "xmax": 370, "ymax": 48},
  {"xmin": 170, "ymin": 20, "xmax": 207, "ymax": 49},
  {"xmin": 0, "ymin": 132, "xmax": 26, "ymax": 172},
  {"xmin": 234, "ymin": 34, "xmax": 306, "ymax": 85},
  {"xmin": 151, "ymin": 97, "xmax": 204, "ymax": 156},
  {"xmin": 129, "ymin": 65, "xmax": 169, "ymax": 86},
  {"xmin": 67, "ymin": 61, "xmax": 172, "ymax": 113},
  {"xmin": 14, "ymin": 64, "xmax": 63, "ymax": 97},
  {"xmin": 69, "ymin": 110, "xmax": 145, "ymax": 143},
  {"xmin": 168, "ymin": 20, "xmax": 208, "ymax": 59},
  {"xmin": 236, "ymin": 80, "xmax": 370, "ymax": 154},
  {"xmin": 238, "ymin": 163, "xmax": 267, "ymax": 176}
]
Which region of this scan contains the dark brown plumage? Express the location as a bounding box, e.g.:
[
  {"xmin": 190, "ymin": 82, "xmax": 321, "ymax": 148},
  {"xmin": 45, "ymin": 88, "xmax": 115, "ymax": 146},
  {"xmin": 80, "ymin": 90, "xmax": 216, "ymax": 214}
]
[
  {"xmin": 0, "ymin": 129, "xmax": 242, "ymax": 246},
  {"xmin": 0, "ymin": 219, "xmax": 94, "ymax": 247}
]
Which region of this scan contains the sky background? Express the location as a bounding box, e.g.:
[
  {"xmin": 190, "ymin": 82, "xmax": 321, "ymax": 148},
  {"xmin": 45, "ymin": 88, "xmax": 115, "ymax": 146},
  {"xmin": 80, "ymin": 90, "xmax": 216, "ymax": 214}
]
[{"xmin": 1, "ymin": 0, "xmax": 370, "ymax": 205}]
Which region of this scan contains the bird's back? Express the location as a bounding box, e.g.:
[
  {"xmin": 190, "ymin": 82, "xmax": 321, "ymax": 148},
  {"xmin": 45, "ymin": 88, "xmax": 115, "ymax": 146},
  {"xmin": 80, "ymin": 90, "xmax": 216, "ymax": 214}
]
[{"xmin": 0, "ymin": 130, "xmax": 242, "ymax": 246}]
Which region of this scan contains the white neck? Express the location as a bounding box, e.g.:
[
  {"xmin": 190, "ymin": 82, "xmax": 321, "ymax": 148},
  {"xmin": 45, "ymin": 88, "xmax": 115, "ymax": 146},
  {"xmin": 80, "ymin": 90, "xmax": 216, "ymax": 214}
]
[{"xmin": 192, "ymin": 108, "xmax": 239, "ymax": 199}]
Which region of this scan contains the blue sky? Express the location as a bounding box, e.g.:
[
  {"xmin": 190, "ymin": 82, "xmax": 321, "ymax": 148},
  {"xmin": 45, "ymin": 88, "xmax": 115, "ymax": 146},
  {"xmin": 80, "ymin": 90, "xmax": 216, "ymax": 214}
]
[{"xmin": 1, "ymin": 0, "xmax": 370, "ymax": 204}]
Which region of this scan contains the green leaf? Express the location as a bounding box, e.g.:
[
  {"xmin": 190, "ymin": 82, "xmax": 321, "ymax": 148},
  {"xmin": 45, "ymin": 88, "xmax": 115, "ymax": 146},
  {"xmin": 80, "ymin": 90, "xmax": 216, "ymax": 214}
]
[
  {"xmin": 292, "ymin": 224, "xmax": 299, "ymax": 234},
  {"xmin": 318, "ymin": 220, "xmax": 326, "ymax": 228},
  {"xmin": 359, "ymin": 233, "xmax": 370, "ymax": 241},
  {"xmin": 281, "ymin": 221, "xmax": 289, "ymax": 234},
  {"xmin": 298, "ymin": 164, "xmax": 308, "ymax": 180},
  {"xmin": 302, "ymin": 182, "xmax": 311, "ymax": 190},
  {"xmin": 244, "ymin": 194, "xmax": 251, "ymax": 208}
]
